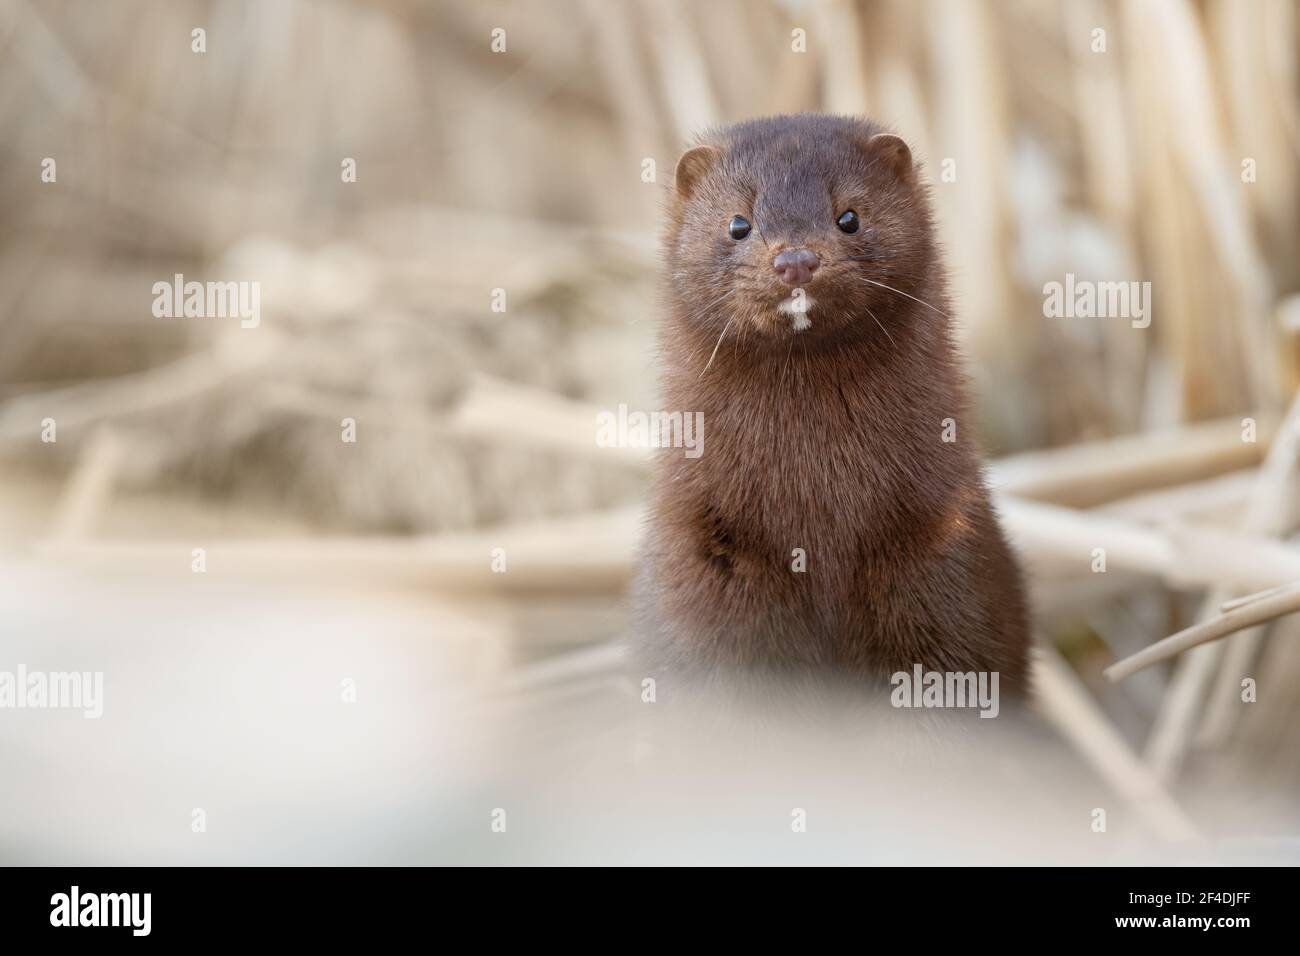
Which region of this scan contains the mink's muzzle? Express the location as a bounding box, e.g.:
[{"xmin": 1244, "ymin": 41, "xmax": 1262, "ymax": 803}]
[{"xmin": 772, "ymin": 247, "xmax": 820, "ymax": 285}]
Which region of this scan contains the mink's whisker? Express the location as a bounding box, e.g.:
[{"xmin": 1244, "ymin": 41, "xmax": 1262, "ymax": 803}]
[
  {"xmin": 701, "ymin": 315, "xmax": 734, "ymax": 378},
  {"xmin": 865, "ymin": 305, "xmax": 896, "ymax": 348},
  {"xmin": 688, "ymin": 287, "xmax": 738, "ymax": 321},
  {"xmin": 779, "ymin": 330, "xmax": 796, "ymax": 392},
  {"xmin": 855, "ymin": 276, "xmax": 950, "ymax": 317}
]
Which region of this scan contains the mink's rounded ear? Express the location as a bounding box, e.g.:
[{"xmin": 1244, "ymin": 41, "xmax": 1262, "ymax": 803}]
[
  {"xmin": 674, "ymin": 145, "xmax": 722, "ymax": 200},
  {"xmin": 865, "ymin": 133, "xmax": 914, "ymax": 182}
]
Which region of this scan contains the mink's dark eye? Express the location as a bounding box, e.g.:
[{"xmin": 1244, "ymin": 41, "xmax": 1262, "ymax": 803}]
[
  {"xmin": 728, "ymin": 215, "xmax": 751, "ymax": 241},
  {"xmin": 837, "ymin": 209, "xmax": 860, "ymax": 234}
]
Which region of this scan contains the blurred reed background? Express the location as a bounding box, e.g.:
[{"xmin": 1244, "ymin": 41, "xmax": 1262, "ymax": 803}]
[{"xmin": 2, "ymin": 0, "xmax": 1300, "ymax": 862}]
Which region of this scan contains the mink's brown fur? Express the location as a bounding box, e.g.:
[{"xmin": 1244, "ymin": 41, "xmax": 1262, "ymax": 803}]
[{"xmin": 632, "ymin": 113, "xmax": 1031, "ymax": 698}]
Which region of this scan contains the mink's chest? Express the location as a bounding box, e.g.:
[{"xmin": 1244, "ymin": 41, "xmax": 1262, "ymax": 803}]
[{"xmin": 690, "ymin": 383, "xmax": 920, "ymax": 548}]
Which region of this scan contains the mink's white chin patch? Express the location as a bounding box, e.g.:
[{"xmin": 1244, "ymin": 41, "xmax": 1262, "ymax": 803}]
[{"xmin": 777, "ymin": 293, "xmax": 815, "ymax": 332}]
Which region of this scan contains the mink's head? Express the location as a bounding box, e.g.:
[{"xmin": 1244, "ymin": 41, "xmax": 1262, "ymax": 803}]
[{"xmin": 665, "ymin": 114, "xmax": 936, "ymax": 347}]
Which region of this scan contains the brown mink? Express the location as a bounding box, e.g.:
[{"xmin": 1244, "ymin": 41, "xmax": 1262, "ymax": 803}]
[{"xmin": 632, "ymin": 113, "xmax": 1031, "ymax": 700}]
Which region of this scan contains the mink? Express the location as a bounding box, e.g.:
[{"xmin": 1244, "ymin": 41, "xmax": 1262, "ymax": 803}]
[{"xmin": 631, "ymin": 113, "xmax": 1031, "ymax": 701}]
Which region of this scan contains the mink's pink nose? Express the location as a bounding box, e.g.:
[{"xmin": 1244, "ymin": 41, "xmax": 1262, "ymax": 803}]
[{"xmin": 772, "ymin": 248, "xmax": 819, "ymax": 286}]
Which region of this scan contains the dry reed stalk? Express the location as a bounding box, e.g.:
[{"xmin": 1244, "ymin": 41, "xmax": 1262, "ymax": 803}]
[
  {"xmin": 47, "ymin": 427, "xmax": 123, "ymax": 542},
  {"xmin": 860, "ymin": 1, "xmax": 932, "ymax": 164},
  {"xmin": 1098, "ymin": 468, "xmax": 1256, "ymax": 529},
  {"xmin": 813, "ymin": 0, "xmax": 870, "ymax": 116},
  {"xmin": 1144, "ymin": 392, "xmax": 1300, "ymax": 776},
  {"xmin": 1208, "ymin": 0, "xmax": 1300, "ymax": 305},
  {"xmin": 0, "ymin": 337, "xmax": 279, "ymax": 445},
  {"xmin": 1106, "ymin": 581, "xmax": 1300, "ymax": 682},
  {"xmin": 1063, "ymin": 0, "xmax": 1147, "ymax": 432},
  {"xmin": 925, "ymin": 0, "xmax": 1013, "ymax": 352},
  {"xmin": 991, "ymin": 415, "xmax": 1275, "ymax": 507},
  {"xmin": 585, "ymin": 0, "xmax": 671, "ymax": 164},
  {"xmin": 646, "ymin": 0, "xmax": 720, "ymax": 142},
  {"xmin": 1034, "ymin": 647, "xmax": 1201, "ymax": 842},
  {"xmin": 999, "ymin": 496, "xmax": 1300, "ymax": 594},
  {"xmin": 1198, "ymin": 395, "xmax": 1300, "ymax": 746},
  {"xmin": 1122, "ymin": 0, "xmax": 1278, "ymax": 416},
  {"xmin": 35, "ymin": 505, "xmax": 644, "ymax": 596}
]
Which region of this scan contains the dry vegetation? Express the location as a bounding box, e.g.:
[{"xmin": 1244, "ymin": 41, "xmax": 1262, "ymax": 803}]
[{"xmin": 1, "ymin": 0, "xmax": 1299, "ymax": 851}]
